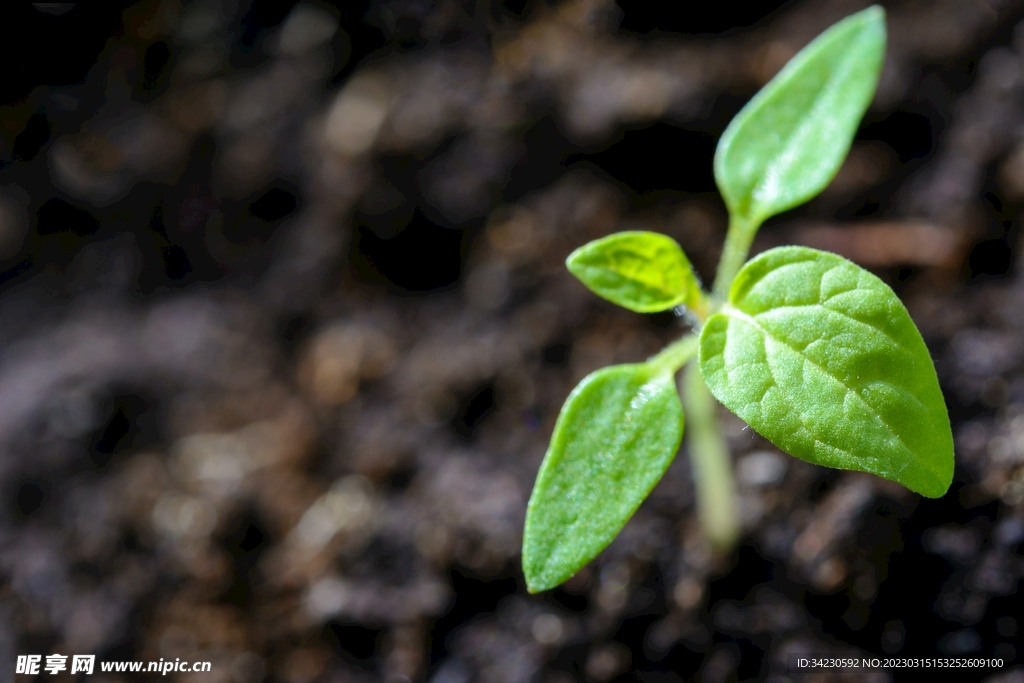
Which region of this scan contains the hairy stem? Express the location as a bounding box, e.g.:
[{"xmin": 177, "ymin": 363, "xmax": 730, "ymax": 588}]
[
  {"xmin": 648, "ymin": 334, "xmax": 698, "ymax": 375},
  {"xmin": 682, "ymin": 364, "xmax": 740, "ymax": 551},
  {"xmin": 712, "ymin": 214, "xmax": 761, "ymax": 299}
]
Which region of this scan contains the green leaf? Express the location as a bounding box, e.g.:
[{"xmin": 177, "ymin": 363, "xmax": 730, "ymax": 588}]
[
  {"xmin": 566, "ymin": 231, "xmax": 702, "ymax": 313},
  {"xmin": 698, "ymin": 246, "xmax": 953, "ymax": 498},
  {"xmin": 714, "ymin": 6, "xmax": 886, "ymax": 226},
  {"xmin": 523, "ymin": 363, "xmax": 684, "ymax": 592}
]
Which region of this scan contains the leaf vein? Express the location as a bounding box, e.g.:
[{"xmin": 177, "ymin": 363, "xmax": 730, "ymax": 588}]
[
  {"xmin": 753, "ymin": 302, "xmax": 914, "ymax": 358},
  {"xmin": 726, "ymin": 308, "xmax": 917, "ymax": 461}
]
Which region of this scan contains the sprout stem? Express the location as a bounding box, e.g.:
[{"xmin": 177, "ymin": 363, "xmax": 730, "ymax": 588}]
[
  {"xmin": 712, "ymin": 214, "xmax": 761, "ymax": 299},
  {"xmin": 648, "ymin": 334, "xmax": 698, "ymax": 375},
  {"xmin": 682, "ymin": 364, "xmax": 741, "ymax": 551}
]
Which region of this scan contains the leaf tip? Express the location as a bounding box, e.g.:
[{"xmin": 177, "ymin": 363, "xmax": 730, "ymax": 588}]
[
  {"xmin": 524, "ymin": 577, "xmax": 548, "ymax": 594},
  {"xmin": 849, "ymin": 5, "xmax": 887, "ymax": 49},
  {"xmin": 564, "ymin": 245, "xmax": 597, "ymax": 295},
  {"xmin": 910, "ymin": 478, "xmax": 951, "ymax": 499},
  {"xmin": 522, "ymin": 557, "xmax": 557, "ymax": 594},
  {"xmin": 837, "ymin": 4, "xmax": 886, "ymax": 36},
  {"xmin": 521, "ymin": 532, "xmax": 560, "ymax": 593},
  {"xmin": 913, "ymin": 457, "xmax": 954, "ymax": 499},
  {"xmin": 859, "ymin": 4, "xmax": 886, "ymax": 23},
  {"xmin": 564, "ymin": 247, "xmax": 584, "ymax": 277}
]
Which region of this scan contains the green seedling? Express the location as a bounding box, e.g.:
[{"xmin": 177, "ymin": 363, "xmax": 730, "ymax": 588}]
[{"xmin": 522, "ymin": 6, "xmax": 954, "ymax": 593}]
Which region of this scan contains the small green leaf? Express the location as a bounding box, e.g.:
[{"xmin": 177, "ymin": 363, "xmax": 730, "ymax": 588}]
[
  {"xmin": 698, "ymin": 246, "xmax": 953, "ymax": 498},
  {"xmin": 715, "ymin": 6, "xmax": 886, "ymax": 226},
  {"xmin": 523, "ymin": 363, "xmax": 684, "ymax": 592},
  {"xmin": 566, "ymin": 231, "xmax": 702, "ymax": 313}
]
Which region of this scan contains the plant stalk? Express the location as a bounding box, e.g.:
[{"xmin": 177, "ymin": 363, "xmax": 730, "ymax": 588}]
[
  {"xmin": 648, "ymin": 334, "xmax": 698, "ymax": 375},
  {"xmin": 682, "ymin": 363, "xmax": 740, "ymax": 551},
  {"xmin": 712, "ymin": 214, "xmax": 761, "ymax": 299}
]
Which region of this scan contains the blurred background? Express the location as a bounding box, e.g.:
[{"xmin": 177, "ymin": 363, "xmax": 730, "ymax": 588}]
[{"xmin": 1, "ymin": 1, "xmax": 1024, "ymax": 681}]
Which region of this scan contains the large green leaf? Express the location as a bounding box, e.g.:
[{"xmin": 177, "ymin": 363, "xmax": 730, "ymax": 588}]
[
  {"xmin": 566, "ymin": 231, "xmax": 702, "ymax": 313},
  {"xmin": 523, "ymin": 363, "xmax": 684, "ymax": 592},
  {"xmin": 698, "ymin": 246, "xmax": 953, "ymax": 498},
  {"xmin": 714, "ymin": 6, "xmax": 886, "ymax": 226}
]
